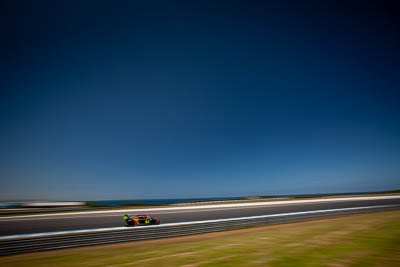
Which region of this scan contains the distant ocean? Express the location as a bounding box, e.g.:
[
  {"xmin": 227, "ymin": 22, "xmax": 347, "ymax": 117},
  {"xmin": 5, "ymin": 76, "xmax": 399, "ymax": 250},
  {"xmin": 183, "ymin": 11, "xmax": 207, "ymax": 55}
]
[{"xmin": 90, "ymin": 197, "xmax": 245, "ymax": 206}]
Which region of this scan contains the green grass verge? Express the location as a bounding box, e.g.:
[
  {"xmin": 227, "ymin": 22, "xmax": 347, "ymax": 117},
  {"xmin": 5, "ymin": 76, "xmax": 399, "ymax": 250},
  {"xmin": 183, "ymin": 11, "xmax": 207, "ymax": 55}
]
[{"xmin": 1, "ymin": 211, "xmax": 400, "ymax": 266}]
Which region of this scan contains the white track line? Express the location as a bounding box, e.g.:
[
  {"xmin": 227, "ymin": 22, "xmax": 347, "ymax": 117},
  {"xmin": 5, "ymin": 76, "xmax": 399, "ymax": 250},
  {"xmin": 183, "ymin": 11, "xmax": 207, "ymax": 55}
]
[
  {"xmin": 0, "ymin": 204, "xmax": 397, "ymax": 241},
  {"xmin": 1, "ymin": 195, "xmax": 399, "ymax": 220}
]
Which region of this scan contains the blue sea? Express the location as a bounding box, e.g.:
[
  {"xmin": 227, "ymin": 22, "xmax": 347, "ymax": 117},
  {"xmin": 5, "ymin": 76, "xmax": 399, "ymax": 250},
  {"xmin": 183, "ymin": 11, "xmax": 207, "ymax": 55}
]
[{"xmin": 90, "ymin": 197, "xmax": 245, "ymax": 206}]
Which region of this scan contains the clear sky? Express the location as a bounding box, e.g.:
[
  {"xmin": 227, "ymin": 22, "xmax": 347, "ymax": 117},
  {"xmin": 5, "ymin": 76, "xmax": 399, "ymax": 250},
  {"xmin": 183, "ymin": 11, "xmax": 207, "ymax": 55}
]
[{"xmin": 1, "ymin": 1, "xmax": 399, "ymax": 200}]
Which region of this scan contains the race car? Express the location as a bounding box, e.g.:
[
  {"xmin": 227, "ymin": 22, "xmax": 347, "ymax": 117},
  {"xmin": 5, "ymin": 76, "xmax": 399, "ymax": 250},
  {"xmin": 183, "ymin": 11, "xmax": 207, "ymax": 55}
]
[{"xmin": 123, "ymin": 214, "xmax": 160, "ymax": 226}]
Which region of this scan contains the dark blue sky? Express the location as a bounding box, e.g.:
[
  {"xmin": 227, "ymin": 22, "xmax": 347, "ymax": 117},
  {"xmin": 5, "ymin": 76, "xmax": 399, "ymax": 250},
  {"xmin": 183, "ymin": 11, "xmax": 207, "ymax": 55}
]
[{"xmin": 1, "ymin": 1, "xmax": 399, "ymax": 200}]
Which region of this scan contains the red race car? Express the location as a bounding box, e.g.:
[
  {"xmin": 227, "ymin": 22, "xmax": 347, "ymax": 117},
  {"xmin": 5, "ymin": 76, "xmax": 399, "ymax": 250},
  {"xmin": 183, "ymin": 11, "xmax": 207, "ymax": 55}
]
[{"xmin": 123, "ymin": 214, "xmax": 160, "ymax": 226}]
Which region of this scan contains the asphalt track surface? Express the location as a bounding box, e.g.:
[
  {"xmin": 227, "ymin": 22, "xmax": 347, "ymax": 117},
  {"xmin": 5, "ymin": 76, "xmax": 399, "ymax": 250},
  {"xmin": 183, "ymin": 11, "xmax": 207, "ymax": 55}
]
[{"xmin": 1, "ymin": 198, "xmax": 399, "ymax": 236}]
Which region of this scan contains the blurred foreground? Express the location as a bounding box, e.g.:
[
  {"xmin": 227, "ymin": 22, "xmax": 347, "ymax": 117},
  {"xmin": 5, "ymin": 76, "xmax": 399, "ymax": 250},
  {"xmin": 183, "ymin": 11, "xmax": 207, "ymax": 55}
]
[{"xmin": 1, "ymin": 211, "xmax": 399, "ymax": 266}]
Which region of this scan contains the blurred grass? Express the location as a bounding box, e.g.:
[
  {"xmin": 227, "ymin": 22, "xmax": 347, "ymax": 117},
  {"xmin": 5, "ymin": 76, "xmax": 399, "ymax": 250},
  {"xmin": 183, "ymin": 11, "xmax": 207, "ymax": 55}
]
[{"xmin": 1, "ymin": 211, "xmax": 400, "ymax": 266}]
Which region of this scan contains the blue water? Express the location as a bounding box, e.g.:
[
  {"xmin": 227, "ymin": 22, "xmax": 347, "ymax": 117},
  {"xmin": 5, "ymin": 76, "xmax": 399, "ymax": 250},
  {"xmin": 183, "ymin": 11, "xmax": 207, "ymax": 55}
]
[{"xmin": 91, "ymin": 197, "xmax": 245, "ymax": 206}]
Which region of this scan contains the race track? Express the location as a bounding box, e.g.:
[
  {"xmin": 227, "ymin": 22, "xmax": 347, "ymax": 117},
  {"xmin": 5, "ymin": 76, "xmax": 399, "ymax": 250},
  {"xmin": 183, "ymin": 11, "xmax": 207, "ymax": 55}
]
[{"xmin": 1, "ymin": 196, "xmax": 399, "ymax": 236}]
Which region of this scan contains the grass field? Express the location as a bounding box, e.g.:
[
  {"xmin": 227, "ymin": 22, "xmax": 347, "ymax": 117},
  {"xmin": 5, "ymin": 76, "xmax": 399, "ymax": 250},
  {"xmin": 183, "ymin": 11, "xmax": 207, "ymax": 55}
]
[{"xmin": 1, "ymin": 211, "xmax": 400, "ymax": 266}]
